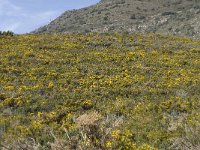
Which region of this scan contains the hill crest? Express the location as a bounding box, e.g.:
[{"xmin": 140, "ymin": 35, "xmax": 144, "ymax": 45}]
[{"xmin": 33, "ymin": 0, "xmax": 200, "ymax": 38}]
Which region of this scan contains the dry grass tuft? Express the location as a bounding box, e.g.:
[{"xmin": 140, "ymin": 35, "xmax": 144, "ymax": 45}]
[{"xmin": 76, "ymin": 111, "xmax": 103, "ymax": 127}]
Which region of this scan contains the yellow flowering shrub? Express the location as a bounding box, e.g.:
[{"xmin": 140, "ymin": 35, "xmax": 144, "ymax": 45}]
[{"xmin": 0, "ymin": 33, "xmax": 199, "ymax": 149}]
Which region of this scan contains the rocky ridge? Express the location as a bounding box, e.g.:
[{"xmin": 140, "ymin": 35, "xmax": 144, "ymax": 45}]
[{"xmin": 33, "ymin": 0, "xmax": 200, "ymax": 38}]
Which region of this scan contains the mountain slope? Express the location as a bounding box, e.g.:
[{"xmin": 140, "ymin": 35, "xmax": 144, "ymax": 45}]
[{"xmin": 33, "ymin": 0, "xmax": 200, "ymax": 38}]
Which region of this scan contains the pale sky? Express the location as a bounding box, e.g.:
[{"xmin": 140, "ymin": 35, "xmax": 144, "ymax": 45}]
[{"xmin": 0, "ymin": 0, "xmax": 100, "ymax": 34}]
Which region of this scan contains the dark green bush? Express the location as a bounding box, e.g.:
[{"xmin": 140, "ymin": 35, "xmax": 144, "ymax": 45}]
[{"xmin": 0, "ymin": 31, "xmax": 14, "ymax": 36}]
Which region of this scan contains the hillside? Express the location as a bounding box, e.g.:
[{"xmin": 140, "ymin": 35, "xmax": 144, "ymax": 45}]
[
  {"xmin": 0, "ymin": 33, "xmax": 200, "ymax": 149},
  {"xmin": 33, "ymin": 0, "xmax": 200, "ymax": 39}
]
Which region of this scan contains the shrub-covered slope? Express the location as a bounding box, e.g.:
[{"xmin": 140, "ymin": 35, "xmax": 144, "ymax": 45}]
[
  {"xmin": 0, "ymin": 33, "xmax": 200, "ymax": 149},
  {"xmin": 33, "ymin": 0, "xmax": 200, "ymax": 39}
]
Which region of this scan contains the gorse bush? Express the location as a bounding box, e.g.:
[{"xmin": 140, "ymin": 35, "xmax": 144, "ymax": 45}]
[{"xmin": 0, "ymin": 33, "xmax": 200, "ymax": 149}]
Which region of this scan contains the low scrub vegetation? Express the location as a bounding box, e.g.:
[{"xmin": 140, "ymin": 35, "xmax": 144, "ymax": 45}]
[
  {"xmin": 0, "ymin": 31, "xmax": 14, "ymax": 37},
  {"xmin": 0, "ymin": 33, "xmax": 200, "ymax": 149}
]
